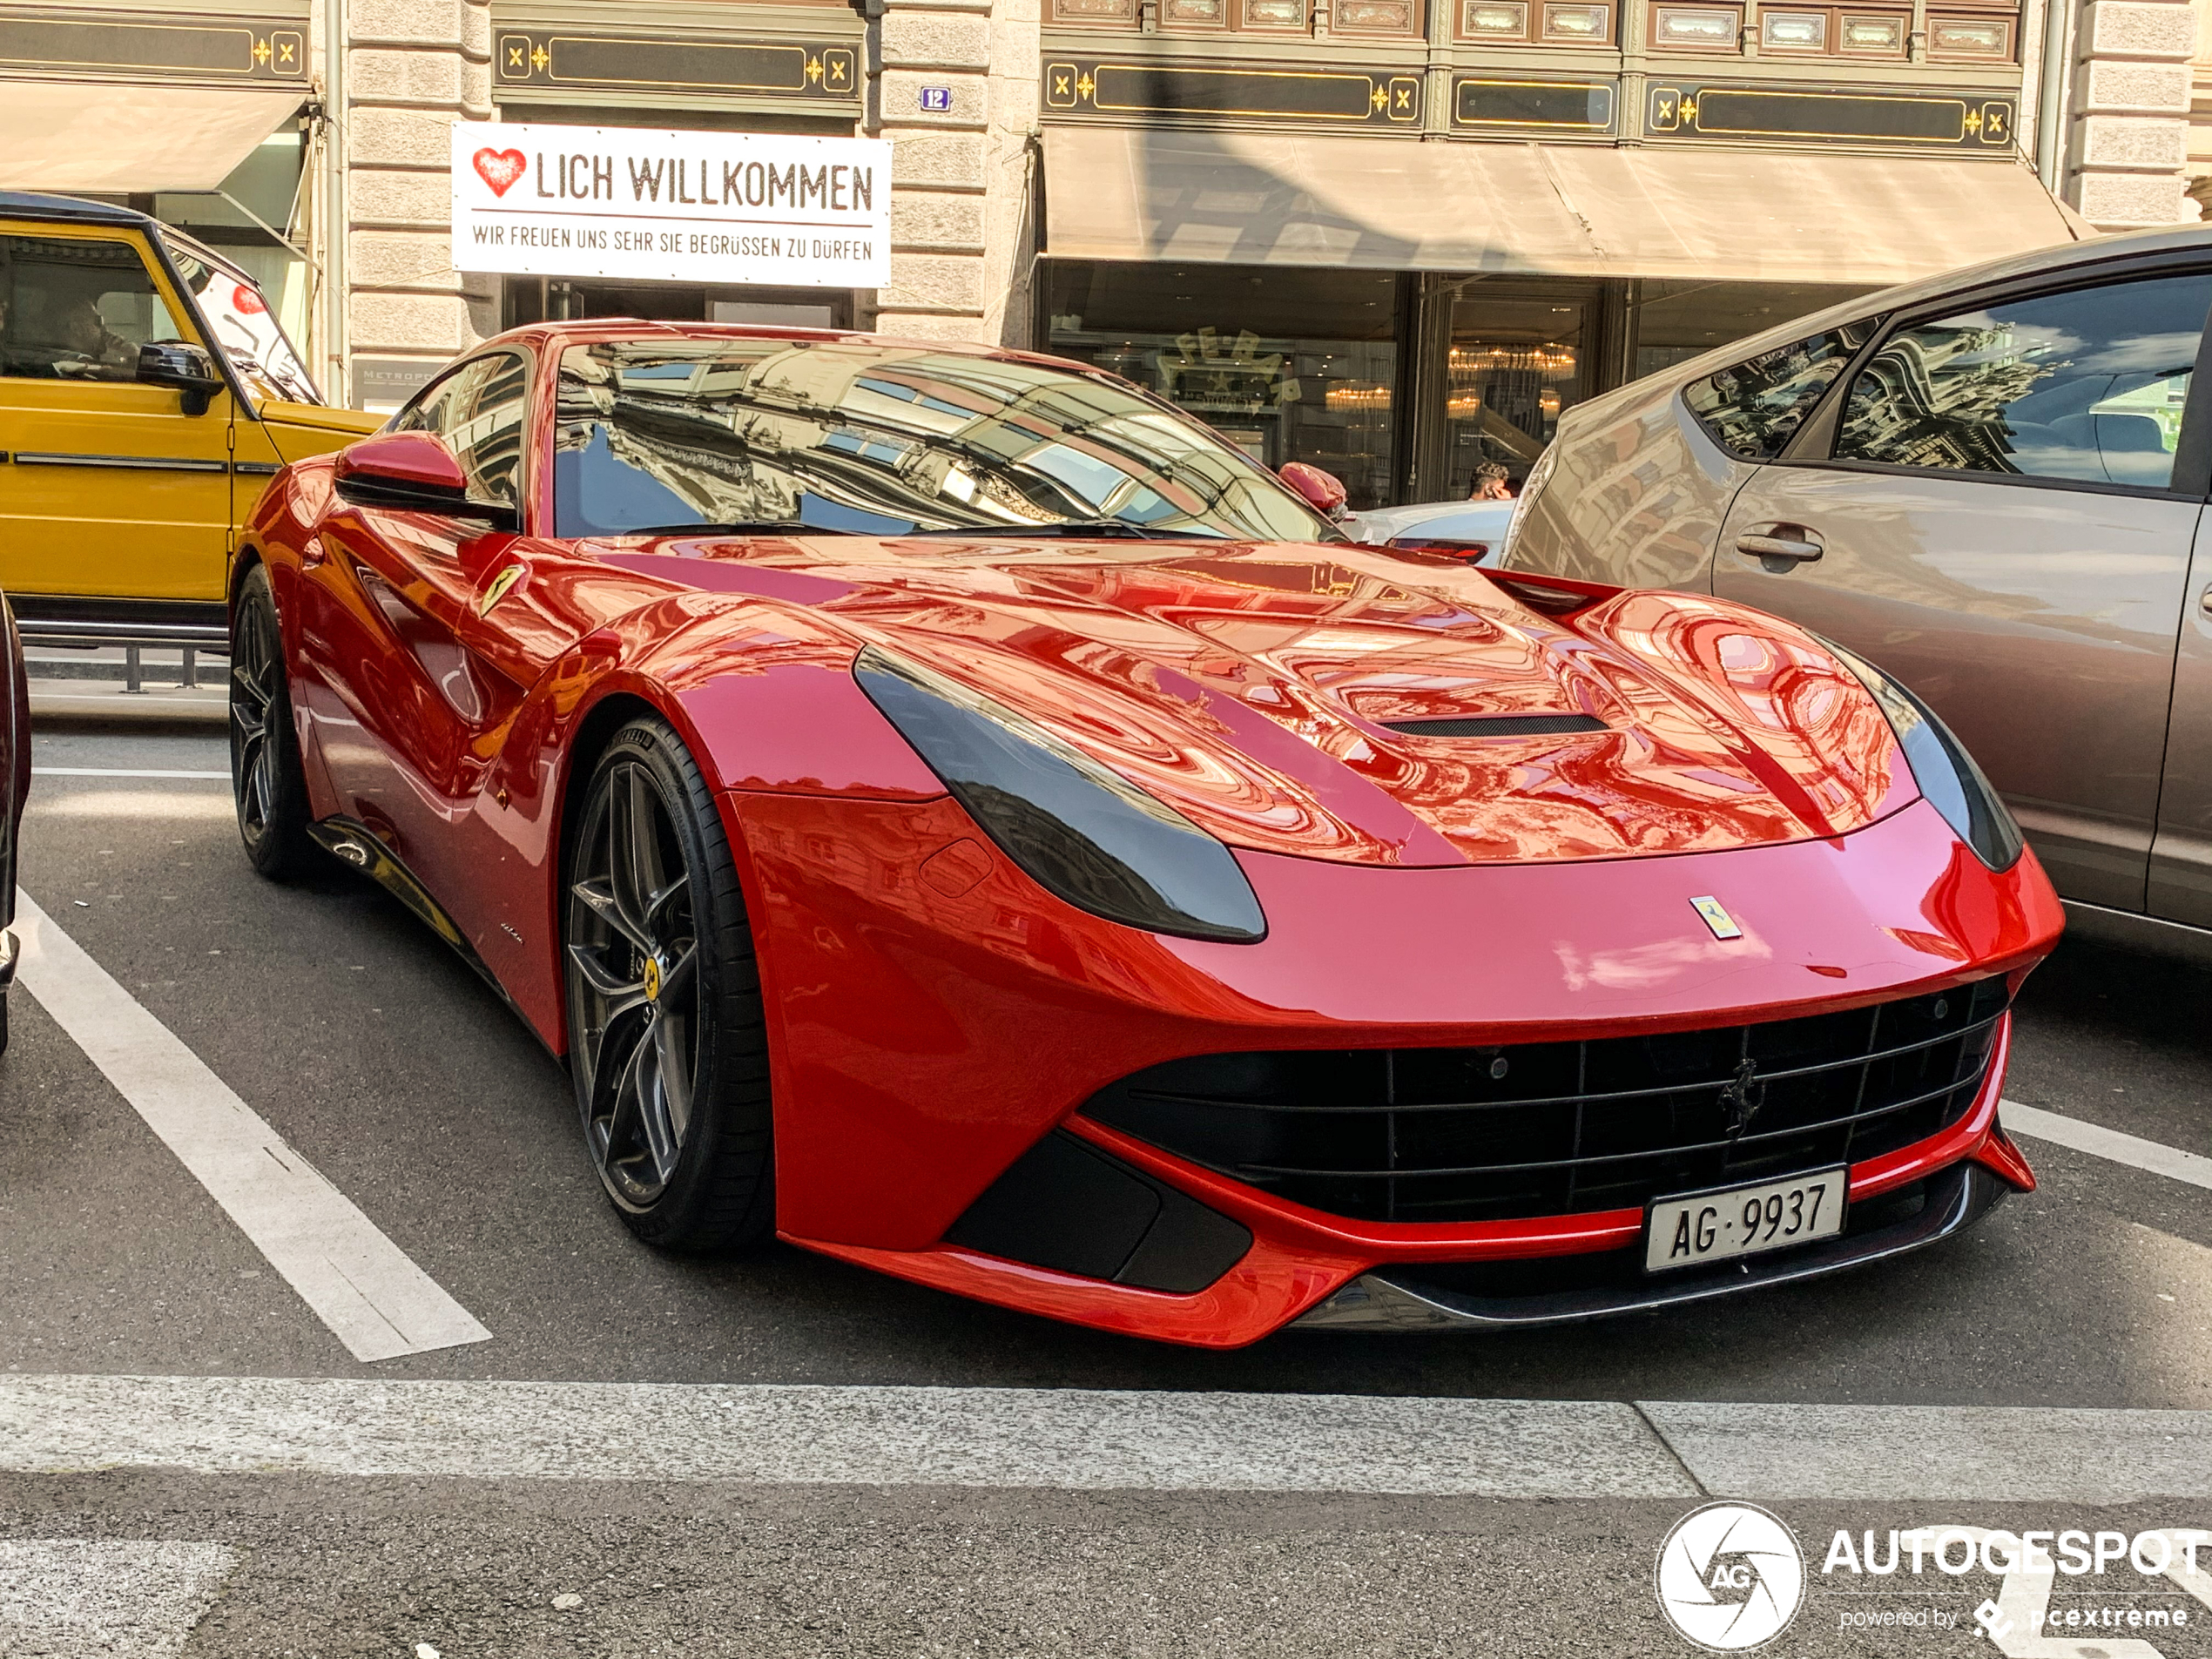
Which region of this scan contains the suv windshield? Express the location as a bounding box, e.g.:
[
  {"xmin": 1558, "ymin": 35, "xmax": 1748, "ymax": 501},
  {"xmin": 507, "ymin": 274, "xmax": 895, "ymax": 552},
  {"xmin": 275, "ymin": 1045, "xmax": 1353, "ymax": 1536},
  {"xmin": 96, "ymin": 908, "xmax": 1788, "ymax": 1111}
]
[
  {"xmin": 166, "ymin": 239, "xmax": 320, "ymax": 405},
  {"xmin": 552, "ymin": 338, "xmax": 1332, "ymax": 542}
]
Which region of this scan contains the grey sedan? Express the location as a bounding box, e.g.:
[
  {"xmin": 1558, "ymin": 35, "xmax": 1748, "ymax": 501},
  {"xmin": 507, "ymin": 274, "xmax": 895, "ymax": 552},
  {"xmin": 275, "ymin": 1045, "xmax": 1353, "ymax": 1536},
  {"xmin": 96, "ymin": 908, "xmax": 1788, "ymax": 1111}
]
[{"xmin": 1501, "ymin": 226, "xmax": 2212, "ymax": 954}]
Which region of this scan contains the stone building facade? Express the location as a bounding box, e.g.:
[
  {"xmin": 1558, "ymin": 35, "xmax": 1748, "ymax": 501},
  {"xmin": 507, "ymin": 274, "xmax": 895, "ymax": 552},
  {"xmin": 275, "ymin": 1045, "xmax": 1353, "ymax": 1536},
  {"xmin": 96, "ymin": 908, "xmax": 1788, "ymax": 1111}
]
[{"xmin": 2, "ymin": 0, "xmax": 2207, "ymax": 490}]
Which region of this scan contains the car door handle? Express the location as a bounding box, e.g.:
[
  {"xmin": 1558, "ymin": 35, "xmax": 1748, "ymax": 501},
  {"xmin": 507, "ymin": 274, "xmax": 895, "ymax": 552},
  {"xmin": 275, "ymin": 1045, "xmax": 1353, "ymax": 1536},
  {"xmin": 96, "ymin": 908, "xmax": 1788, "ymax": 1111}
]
[{"xmin": 1735, "ymin": 528, "xmax": 1824, "ymax": 570}]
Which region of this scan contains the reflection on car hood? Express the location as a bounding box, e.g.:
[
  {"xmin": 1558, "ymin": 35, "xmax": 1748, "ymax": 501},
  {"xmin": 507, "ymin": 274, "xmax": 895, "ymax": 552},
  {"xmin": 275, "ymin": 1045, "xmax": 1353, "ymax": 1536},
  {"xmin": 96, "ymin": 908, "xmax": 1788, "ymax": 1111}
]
[{"xmin": 593, "ymin": 532, "xmax": 1917, "ymax": 867}]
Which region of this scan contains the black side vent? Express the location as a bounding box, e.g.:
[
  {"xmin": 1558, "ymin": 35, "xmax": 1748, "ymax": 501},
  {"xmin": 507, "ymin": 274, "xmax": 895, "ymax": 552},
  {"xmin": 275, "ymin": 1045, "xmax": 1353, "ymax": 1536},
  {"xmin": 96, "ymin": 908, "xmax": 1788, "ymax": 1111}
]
[
  {"xmin": 943, "ymin": 1131, "xmax": 1252, "ymax": 1294},
  {"xmin": 1380, "ymin": 712, "xmax": 1609, "ymax": 738}
]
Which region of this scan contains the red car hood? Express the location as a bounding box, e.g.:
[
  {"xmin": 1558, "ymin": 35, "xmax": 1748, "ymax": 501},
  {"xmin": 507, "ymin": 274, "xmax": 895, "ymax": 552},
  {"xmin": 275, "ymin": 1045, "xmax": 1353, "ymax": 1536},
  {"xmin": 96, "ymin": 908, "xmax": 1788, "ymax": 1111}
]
[{"xmin": 585, "ymin": 534, "xmax": 1915, "ymax": 869}]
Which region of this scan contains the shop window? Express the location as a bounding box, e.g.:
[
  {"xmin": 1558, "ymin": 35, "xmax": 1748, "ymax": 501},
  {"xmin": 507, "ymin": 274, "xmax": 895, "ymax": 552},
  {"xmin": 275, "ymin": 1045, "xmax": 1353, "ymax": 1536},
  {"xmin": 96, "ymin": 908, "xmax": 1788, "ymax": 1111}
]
[
  {"xmin": 1541, "ymin": 2, "xmax": 1612, "ymax": 38},
  {"xmin": 1448, "ymin": 290, "xmax": 1592, "ymax": 493},
  {"xmin": 1051, "ymin": 0, "xmax": 1140, "ymax": 21},
  {"xmin": 1650, "ymin": 5, "xmax": 1740, "ymax": 47},
  {"xmin": 1045, "ymin": 263, "xmax": 1397, "ymax": 511},
  {"xmin": 1337, "ymin": 0, "xmax": 1420, "ymax": 31},
  {"xmin": 1752, "ymin": 6, "xmax": 1908, "ymax": 54},
  {"xmin": 1759, "ymin": 9, "xmax": 1826, "ymax": 48},
  {"xmin": 1927, "ymin": 12, "xmax": 2013, "ymax": 57},
  {"xmin": 1461, "ymin": 0, "xmax": 1531, "ymax": 33},
  {"xmin": 1838, "ymin": 12, "xmax": 1906, "ymax": 53}
]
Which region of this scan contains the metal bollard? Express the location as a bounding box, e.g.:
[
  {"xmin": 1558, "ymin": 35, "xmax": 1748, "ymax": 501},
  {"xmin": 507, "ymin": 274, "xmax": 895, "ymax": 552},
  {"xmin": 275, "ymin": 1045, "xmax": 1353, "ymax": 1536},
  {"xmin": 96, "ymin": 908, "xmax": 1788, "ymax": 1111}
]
[
  {"xmin": 181, "ymin": 647, "xmax": 197, "ymax": 690},
  {"xmin": 124, "ymin": 644, "xmax": 144, "ymax": 694}
]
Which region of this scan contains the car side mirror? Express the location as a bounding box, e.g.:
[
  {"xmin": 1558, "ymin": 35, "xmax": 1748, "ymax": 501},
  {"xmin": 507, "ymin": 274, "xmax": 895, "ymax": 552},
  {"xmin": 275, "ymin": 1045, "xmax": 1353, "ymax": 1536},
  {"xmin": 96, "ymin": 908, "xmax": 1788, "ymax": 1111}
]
[
  {"xmin": 1278, "ymin": 461, "xmax": 1348, "ymax": 522},
  {"xmin": 334, "ymin": 432, "xmax": 516, "ymax": 529},
  {"xmin": 137, "ymin": 341, "xmax": 224, "ymax": 416}
]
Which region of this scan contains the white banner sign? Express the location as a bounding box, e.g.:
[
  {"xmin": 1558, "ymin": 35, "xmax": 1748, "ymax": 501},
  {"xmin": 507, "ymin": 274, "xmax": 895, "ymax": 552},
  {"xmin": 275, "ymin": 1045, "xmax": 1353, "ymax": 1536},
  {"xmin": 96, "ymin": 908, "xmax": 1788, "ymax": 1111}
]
[{"xmin": 449, "ymin": 121, "xmax": 890, "ymax": 289}]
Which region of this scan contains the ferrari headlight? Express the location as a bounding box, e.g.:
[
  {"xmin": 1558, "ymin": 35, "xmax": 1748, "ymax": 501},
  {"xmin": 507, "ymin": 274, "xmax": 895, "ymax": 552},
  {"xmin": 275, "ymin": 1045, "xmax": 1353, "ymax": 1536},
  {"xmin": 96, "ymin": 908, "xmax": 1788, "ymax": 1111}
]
[
  {"xmin": 1830, "ymin": 644, "xmax": 2024, "ymax": 872},
  {"xmin": 854, "ymin": 647, "xmax": 1267, "ymax": 943}
]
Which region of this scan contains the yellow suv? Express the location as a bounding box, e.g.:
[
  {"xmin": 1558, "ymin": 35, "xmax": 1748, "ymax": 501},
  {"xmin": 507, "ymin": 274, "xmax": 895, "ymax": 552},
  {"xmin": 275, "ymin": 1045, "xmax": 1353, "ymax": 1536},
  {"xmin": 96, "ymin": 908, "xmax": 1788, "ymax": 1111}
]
[{"xmin": 0, "ymin": 191, "xmax": 379, "ymax": 645}]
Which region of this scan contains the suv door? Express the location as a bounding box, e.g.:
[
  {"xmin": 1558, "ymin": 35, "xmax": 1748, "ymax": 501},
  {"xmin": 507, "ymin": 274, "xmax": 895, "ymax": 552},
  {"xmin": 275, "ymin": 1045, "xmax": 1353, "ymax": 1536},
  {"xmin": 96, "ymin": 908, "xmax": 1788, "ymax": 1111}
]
[
  {"xmin": 1710, "ymin": 265, "xmax": 2212, "ymax": 913},
  {"xmin": 0, "ymin": 225, "xmax": 237, "ymax": 602}
]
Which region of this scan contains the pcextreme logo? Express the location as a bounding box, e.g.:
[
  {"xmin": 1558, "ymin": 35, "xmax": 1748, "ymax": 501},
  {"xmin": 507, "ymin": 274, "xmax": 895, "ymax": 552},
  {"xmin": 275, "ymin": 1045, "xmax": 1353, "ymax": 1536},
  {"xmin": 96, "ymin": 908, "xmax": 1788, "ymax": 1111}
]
[{"xmin": 1656, "ymin": 1502, "xmax": 1807, "ymax": 1651}]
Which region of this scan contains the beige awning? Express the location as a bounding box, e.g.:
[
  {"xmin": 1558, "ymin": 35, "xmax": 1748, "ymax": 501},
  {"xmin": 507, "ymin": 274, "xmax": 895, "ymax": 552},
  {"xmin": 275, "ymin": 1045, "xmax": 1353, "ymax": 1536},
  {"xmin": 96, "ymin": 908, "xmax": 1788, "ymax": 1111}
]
[
  {"xmin": 1043, "ymin": 126, "xmax": 2087, "ymax": 285},
  {"xmin": 0, "ymin": 82, "xmax": 303, "ymax": 194}
]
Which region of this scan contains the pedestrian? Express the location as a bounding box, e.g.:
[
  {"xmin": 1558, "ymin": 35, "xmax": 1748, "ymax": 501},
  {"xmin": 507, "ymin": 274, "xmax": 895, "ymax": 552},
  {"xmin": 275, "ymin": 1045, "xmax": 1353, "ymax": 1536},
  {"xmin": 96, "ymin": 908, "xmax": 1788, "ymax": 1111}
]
[{"xmin": 1468, "ymin": 462, "xmax": 1514, "ymax": 501}]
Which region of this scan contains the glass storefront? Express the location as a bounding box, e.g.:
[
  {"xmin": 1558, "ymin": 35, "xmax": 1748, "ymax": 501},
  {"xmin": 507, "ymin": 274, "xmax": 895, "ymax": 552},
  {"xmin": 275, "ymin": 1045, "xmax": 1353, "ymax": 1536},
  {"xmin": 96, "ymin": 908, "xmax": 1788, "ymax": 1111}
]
[
  {"xmin": 1044, "ymin": 264, "xmax": 1399, "ymax": 510},
  {"xmin": 1448, "ymin": 283, "xmax": 1596, "ymax": 495},
  {"xmin": 1042, "ymin": 262, "xmax": 1876, "ymax": 509}
]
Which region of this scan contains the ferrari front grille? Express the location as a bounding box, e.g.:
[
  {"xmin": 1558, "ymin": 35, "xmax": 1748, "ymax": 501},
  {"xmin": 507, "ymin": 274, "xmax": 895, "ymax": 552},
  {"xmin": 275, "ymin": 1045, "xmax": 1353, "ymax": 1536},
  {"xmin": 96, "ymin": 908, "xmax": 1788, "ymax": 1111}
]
[
  {"xmin": 1377, "ymin": 712, "xmax": 1608, "ymax": 738},
  {"xmin": 1078, "ymin": 977, "xmax": 2011, "ymax": 1224}
]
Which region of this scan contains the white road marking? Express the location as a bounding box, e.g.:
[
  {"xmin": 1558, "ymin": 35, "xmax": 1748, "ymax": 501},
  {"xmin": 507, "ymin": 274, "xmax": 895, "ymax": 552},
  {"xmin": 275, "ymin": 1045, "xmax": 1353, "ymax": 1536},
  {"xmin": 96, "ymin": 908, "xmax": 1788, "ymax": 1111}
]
[
  {"xmin": 31, "ymin": 767, "xmax": 229, "ymax": 779},
  {"xmin": 0, "ymin": 1375, "xmax": 1693, "ymax": 1496},
  {"xmin": 11, "ymin": 894, "xmax": 492, "ymax": 1363},
  {"xmin": 1937, "ymin": 1527, "xmax": 2212, "ymax": 1659},
  {"xmin": 1, "ymin": 1376, "xmax": 2209, "ymax": 1502},
  {"xmin": 2004, "ymin": 1102, "xmax": 2212, "ymax": 1193},
  {"xmin": 1639, "ymin": 1402, "xmax": 2212, "ymax": 1502},
  {"xmin": 0, "ymin": 1540, "xmax": 236, "ymax": 1659}
]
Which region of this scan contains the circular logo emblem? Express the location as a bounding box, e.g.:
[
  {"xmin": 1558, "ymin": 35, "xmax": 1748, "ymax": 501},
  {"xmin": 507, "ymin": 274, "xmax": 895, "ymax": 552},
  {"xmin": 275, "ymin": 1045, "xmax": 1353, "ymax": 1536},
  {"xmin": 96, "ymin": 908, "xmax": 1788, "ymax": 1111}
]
[
  {"xmin": 1655, "ymin": 1502, "xmax": 1804, "ymax": 1651},
  {"xmin": 642, "ymin": 957, "xmax": 663, "ymax": 1002}
]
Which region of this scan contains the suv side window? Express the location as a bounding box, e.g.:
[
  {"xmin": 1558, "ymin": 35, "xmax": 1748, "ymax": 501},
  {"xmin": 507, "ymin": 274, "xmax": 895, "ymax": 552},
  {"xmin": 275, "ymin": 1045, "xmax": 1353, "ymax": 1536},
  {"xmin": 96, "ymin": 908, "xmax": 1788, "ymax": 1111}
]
[
  {"xmin": 391, "ymin": 352, "xmax": 529, "ymax": 509},
  {"xmin": 0, "ymin": 234, "xmax": 189, "ymax": 383},
  {"xmin": 1683, "ymin": 322, "xmax": 1875, "ymax": 462},
  {"xmin": 1834, "ymin": 272, "xmax": 2212, "ymax": 490}
]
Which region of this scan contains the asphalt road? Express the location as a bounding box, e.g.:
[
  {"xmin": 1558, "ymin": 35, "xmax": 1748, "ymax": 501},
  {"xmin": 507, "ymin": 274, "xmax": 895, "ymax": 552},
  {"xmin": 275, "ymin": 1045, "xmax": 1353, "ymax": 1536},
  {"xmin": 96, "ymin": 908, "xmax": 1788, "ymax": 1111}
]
[{"xmin": 3, "ymin": 681, "xmax": 2209, "ymax": 1657}]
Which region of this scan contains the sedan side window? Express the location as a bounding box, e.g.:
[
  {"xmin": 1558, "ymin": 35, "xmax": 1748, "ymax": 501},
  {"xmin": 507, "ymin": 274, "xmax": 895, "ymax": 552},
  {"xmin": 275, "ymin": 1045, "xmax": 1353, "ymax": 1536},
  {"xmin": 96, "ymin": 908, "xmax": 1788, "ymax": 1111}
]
[
  {"xmin": 1682, "ymin": 322, "xmax": 1875, "ymax": 462},
  {"xmin": 0, "ymin": 233, "xmax": 189, "ymax": 382},
  {"xmin": 1833, "ymin": 273, "xmax": 2212, "ymax": 490}
]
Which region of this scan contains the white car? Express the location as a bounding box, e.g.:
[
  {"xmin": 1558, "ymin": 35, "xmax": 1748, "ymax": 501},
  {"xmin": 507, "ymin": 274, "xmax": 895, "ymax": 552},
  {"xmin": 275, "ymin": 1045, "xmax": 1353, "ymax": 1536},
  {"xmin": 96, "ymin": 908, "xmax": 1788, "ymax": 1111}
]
[{"xmin": 1342, "ymin": 498, "xmax": 1514, "ymax": 563}]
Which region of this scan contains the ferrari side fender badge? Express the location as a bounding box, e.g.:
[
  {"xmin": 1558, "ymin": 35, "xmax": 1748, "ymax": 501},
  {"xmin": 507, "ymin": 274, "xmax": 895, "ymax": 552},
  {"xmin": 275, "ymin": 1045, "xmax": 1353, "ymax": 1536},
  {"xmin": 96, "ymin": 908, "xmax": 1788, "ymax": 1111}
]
[
  {"xmin": 1690, "ymin": 895, "xmax": 1743, "ymax": 941},
  {"xmin": 476, "ymin": 563, "xmax": 525, "ymax": 617}
]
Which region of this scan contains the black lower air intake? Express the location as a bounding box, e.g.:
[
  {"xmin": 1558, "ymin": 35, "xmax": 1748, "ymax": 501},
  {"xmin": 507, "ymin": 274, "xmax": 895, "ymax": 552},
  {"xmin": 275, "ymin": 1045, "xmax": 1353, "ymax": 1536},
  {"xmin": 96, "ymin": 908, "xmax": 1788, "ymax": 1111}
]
[{"xmin": 944, "ymin": 1131, "xmax": 1252, "ymax": 1293}]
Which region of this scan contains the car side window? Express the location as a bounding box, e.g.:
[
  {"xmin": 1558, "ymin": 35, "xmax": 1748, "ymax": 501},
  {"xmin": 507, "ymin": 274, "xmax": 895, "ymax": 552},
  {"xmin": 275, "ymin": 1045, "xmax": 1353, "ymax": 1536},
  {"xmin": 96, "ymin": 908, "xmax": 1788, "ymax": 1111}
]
[
  {"xmin": 1682, "ymin": 322, "xmax": 1875, "ymax": 462},
  {"xmin": 1832, "ymin": 272, "xmax": 2212, "ymax": 490},
  {"xmin": 0, "ymin": 233, "xmax": 189, "ymax": 383},
  {"xmin": 451, "ymin": 353, "xmax": 528, "ymax": 508},
  {"xmin": 388, "ymin": 353, "xmax": 528, "ymax": 509}
]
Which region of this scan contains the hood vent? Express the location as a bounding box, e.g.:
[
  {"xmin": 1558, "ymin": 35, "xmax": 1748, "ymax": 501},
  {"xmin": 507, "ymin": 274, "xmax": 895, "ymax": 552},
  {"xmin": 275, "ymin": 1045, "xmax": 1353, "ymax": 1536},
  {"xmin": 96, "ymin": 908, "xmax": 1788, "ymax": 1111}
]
[{"xmin": 1380, "ymin": 712, "xmax": 1608, "ymax": 738}]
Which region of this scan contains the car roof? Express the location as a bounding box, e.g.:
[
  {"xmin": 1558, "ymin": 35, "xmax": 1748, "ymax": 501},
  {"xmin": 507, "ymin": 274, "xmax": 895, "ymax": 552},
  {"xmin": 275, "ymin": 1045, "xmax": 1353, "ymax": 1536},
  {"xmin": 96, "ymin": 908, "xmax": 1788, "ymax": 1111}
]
[
  {"xmin": 488, "ymin": 318, "xmax": 1109, "ymax": 374},
  {"xmin": 1642, "ymin": 224, "xmax": 2212, "ymax": 398},
  {"xmin": 0, "ymin": 190, "xmax": 153, "ymax": 230}
]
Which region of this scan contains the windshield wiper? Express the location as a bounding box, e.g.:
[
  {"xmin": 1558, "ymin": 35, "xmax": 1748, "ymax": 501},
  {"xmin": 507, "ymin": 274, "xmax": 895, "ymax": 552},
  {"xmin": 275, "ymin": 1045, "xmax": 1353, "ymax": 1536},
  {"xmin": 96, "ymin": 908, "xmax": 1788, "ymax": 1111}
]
[
  {"xmin": 604, "ymin": 522, "xmax": 813, "ymax": 537},
  {"xmin": 906, "ymin": 518, "xmax": 1223, "ymax": 541}
]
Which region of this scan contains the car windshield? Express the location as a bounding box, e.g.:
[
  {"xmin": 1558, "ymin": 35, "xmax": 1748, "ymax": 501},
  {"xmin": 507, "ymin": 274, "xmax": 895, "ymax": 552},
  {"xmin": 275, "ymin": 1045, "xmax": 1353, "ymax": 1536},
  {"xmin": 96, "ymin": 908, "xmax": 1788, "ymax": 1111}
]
[
  {"xmin": 165, "ymin": 239, "xmax": 320, "ymax": 406},
  {"xmin": 551, "ymin": 337, "xmax": 1333, "ymax": 543}
]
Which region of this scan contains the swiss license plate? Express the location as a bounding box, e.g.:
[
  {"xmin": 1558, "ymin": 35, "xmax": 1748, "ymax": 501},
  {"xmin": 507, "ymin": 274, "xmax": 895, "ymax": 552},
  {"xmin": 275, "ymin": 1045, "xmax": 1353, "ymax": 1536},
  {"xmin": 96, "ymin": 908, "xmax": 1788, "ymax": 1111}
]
[{"xmin": 1644, "ymin": 1168, "xmax": 1847, "ymax": 1274}]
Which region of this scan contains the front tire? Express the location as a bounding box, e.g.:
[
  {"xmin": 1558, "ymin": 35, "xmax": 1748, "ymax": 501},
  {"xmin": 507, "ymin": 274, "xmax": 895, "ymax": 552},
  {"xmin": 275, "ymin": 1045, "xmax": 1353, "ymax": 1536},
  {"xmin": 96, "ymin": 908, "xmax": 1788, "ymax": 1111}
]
[
  {"xmin": 563, "ymin": 717, "xmax": 773, "ymax": 1251},
  {"xmin": 231, "ymin": 564, "xmax": 316, "ymax": 880}
]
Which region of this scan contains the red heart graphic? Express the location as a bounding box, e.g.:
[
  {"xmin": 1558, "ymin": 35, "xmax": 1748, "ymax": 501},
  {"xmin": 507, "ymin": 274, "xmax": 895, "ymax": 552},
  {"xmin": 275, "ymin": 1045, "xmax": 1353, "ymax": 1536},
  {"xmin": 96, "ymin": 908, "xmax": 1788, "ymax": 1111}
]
[{"xmin": 473, "ymin": 147, "xmax": 527, "ymax": 197}]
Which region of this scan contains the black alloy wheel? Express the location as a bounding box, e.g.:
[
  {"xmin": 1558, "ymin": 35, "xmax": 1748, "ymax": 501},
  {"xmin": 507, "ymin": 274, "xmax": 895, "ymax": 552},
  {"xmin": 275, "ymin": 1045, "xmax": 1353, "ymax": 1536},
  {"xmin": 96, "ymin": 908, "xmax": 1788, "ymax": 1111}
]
[
  {"xmin": 563, "ymin": 718, "xmax": 772, "ymax": 1250},
  {"xmin": 230, "ymin": 563, "xmax": 315, "ymax": 880}
]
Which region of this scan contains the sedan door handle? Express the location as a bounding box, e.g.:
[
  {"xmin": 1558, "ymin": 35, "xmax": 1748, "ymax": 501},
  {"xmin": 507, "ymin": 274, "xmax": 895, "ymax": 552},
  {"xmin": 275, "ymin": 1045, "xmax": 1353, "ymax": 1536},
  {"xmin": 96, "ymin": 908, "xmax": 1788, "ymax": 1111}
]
[{"xmin": 1734, "ymin": 527, "xmax": 1824, "ymax": 571}]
